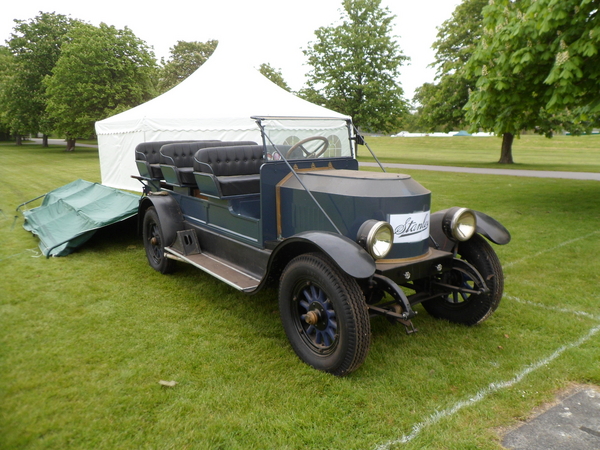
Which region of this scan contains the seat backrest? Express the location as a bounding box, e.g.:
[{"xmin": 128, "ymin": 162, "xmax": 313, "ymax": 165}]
[
  {"xmin": 160, "ymin": 141, "xmax": 257, "ymax": 168},
  {"xmin": 135, "ymin": 140, "xmax": 210, "ymax": 165},
  {"xmin": 194, "ymin": 145, "xmax": 265, "ymax": 176}
]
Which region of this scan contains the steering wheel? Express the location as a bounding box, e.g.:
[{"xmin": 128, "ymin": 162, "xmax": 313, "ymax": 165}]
[{"xmin": 285, "ymin": 136, "xmax": 329, "ymax": 159}]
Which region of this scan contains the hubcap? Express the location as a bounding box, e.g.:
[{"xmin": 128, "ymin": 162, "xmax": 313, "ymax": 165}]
[
  {"xmin": 148, "ymin": 224, "xmax": 162, "ymax": 262},
  {"xmin": 304, "ymin": 310, "xmax": 320, "ymax": 325},
  {"xmin": 296, "ymin": 283, "xmax": 338, "ymax": 350}
]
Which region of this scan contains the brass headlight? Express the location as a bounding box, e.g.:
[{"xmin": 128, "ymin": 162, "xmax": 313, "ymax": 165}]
[
  {"xmin": 357, "ymin": 220, "xmax": 394, "ymax": 259},
  {"xmin": 442, "ymin": 207, "xmax": 477, "ymax": 242}
]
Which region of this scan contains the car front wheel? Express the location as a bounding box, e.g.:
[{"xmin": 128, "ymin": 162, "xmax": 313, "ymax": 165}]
[
  {"xmin": 279, "ymin": 253, "xmax": 371, "ymax": 376},
  {"xmin": 423, "ymin": 234, "xmax": 503, "ymax": 325}
]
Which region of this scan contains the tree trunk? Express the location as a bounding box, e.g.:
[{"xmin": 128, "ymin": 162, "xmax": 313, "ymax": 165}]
[
  {"xmin": 15, "ymin": 135, "xmax": 22, "ymax": 146},
  {"xmin": 65, "ymin": 138, "xmax": 76, "ymax": 152},
  {"xmin": 498, "ymin": 132, "xmax": 514, "ymax": 164},
  {"xmin": 42, "ymin": 134, "xmax": 49, "ymax": 148}
]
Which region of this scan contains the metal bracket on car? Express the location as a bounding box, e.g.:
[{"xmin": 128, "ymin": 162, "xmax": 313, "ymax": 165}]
[
  {"xmin": 432, "ymin": 258, "xmax": 489, "ymax": 295},
  {"xmin": 367, "ymin": 304, "xmax": 418, "ymax": 334},
  {"xmin": 368, "ymin": 274, "xmax": 418, "ymax": 334},
  {"xmin": 171, "ymin": 230, "xmax": 201, "ymax": 256}
]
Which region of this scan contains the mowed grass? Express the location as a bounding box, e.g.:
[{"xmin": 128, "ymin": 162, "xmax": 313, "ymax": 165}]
[
  {"xmin": 359, "ymin": 134, "xmax": 600, "ymax": 173},
  {"xmin": 1, "ymin": 140, "xmax": 599, "ymax": 449}
]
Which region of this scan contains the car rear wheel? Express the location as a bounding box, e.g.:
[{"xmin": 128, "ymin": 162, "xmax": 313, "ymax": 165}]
[
  {"xmin": 423, "ymin": 234, "xmax": 503, "ymax": 325},
  {"xmin": 142, "ymin": 207, "xmax": 176, "ymax": 274},
  {"xmin": 279, "ymin": 253, "xmax": 371, "ymax": 376}
]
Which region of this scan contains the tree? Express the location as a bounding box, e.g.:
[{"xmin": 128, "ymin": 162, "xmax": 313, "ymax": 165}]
[
  {"xmin": 258, "ymin": 63, "xmax": 291, "ymax": 91},
  {"xmin": 0, "ymin": 46, "xmax": 15, "ymax": 140},
  {"xmin": 44, "ymin": 22, "xmax": 157, "ymax": 151},
  {"xmin": 158, "ymin": 40, "xmax": 217, "ymax": 93},
  {"xmin": 396, "ymin": 109, "xmax": 422, "ymax": 132},
  {"xmin": 532, "ymin": 0, "xmax": 600, "ymax": 114},
  {"xmin": 414, "ymin": 0, "xmax": 487, "ymax": 132},
  {"xmin": 3, "ymin": 12, "xmax": 78, "ymax": 145},
  {"xmin": 465, "ymin": 0, "xmax": 600, "ymax": 163},
  {"xmin": 302, "ymin": 0, "xmax": 409, "ymax": 133}
]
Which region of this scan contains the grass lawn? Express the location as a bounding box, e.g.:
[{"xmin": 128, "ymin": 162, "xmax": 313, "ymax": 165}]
[
  {"xmin": 359, "ymin": 134, "xmax": 600, "ymax": 173},
  {"xmin": 1, "ymin": 140, "xmax": 599, "ymax": 449}
]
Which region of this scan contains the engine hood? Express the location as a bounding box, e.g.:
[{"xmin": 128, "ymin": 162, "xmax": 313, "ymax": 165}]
[
  {"xmin": 282, "ymin": 169, "xmax": 430, "ymax": 197},
  {"xmin": 277, "ymin": 169, "xmax": 432, "ymax": 259}
]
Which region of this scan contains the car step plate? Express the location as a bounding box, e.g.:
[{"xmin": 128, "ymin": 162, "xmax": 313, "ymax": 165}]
[{"xmin": 164, "ymin": 247, "xmax": 260, "ymax": 293}]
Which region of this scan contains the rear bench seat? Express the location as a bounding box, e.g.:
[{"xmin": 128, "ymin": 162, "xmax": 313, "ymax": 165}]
[
  {"xmin": 193, "ymin": 145, "xmax": 265, "ymax": 197},
  {"xmin": 135, "ymin": 140, "xmax": 213, "ymax": 180},
  {"xmin": 159, "ymin": 141, "xmax": 257, "ymax": 186}
]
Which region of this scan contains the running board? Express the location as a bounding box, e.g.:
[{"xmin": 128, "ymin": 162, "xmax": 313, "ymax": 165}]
[{"xmin": 164, "ymin": 247, "xmax": 260, "ymax": 293}]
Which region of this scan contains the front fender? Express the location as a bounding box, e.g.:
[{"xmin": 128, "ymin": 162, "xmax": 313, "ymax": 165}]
[
  {"xmin": 430, "ymin": 209, "xmax": 511, "ymax": 251},
  {"xmin": 138, "ymin": 193, "xmax": 185, "ymax": 247},
  {"xmin": 269, "ymin": 231, "xmax": 376, "ymax": 280},
  {"xmin": 473, "ymin": 210, "xmax": 511, "ymax": 245}
]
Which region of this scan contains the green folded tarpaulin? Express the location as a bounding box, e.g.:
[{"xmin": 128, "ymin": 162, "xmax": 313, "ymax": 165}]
[{"xmin": 20, "ymin": 179, "xmax": 140, "ymax": 257}]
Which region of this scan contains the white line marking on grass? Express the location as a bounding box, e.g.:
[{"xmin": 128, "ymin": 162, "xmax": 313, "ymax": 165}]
[
  {"xmin": 374, "ymin": 323, "xmax": 600, "ymax": 450},
  {"xmin": 505, "ymin": 294, "xmax": 600, "ymax": 321},
  {"xmin": 504, "ymin": 230, "xmax": 600, "ymax": 268},
  {"xmin": 374, "ymin": 232, "xmax": 600, "ymax": 449}
]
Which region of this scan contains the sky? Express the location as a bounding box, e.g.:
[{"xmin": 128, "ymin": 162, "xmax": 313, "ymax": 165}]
[{"xmin": 1, "ymin": 0, "xmax": 460, "ymax": 101}]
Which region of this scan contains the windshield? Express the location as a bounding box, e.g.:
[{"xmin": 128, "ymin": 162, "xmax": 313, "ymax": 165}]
[{"xmin": 255, "ymin": 117, "xmax": 355, "ymax": 160}]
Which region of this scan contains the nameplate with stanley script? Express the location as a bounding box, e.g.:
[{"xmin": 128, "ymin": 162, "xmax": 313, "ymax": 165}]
[{"xmin": 388, "ymin": 211, "xmax": 430, "ymax": 243}]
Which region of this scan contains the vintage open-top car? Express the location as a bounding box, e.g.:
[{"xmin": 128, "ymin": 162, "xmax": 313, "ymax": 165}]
[{"xmin": 133, "ymin": 116, "xmax": 510, "ymax": 376}]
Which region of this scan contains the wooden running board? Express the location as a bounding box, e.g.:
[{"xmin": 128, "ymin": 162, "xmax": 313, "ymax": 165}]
[{"xmin": 164, "ymin": 247, "xmax": 260, "ymax": 293}]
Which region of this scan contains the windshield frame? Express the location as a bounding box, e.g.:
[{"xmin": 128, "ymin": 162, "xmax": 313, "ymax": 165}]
[{"xmin": 252, "ymin": 116, "xmax": 357, "ymax": 161}]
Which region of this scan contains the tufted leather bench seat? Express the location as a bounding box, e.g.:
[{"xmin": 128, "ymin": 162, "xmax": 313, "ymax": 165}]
[
  {"xmin": 193, "ymin": 145, "xmax": 266, "ymax": 196},
  {"xmin": 135, "ymin": 140, "xmax": 212, "ymax": 180},
  {"xmin": 159, "ymin": 141, "xmax": 257, "ymax": 186}
]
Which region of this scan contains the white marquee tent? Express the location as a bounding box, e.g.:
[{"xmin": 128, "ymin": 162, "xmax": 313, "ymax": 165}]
[{"xmin": 95, "ymin": 43, "xmax": 351, "ymax": 192}]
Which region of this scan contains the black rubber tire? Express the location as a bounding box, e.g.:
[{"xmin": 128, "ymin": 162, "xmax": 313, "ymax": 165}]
[
  {"xmin": 142, "ymin": 207, "xmax": 176, "ymax": 274},
  {"xmin": 422, "ymin": 234, "xmax": 503, "ymax": 325},
  {"xmin": 279, "ymin": 253, "xmax": 371, "ymax": 376}
]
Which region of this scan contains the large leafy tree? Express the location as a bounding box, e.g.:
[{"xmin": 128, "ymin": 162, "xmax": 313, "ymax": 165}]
[
  {"xmin": 414, "ymin": 0, "xmax": 487, "ymax": 132},
  {"xmin": 302, "ymin": 0, "xmax": 409, "ymax": 133},
  {"xmin": 532, "ymin": 0, "xmax": 600, "ymax": 113},
  {"xmin": 465, "ymin": 0, "xmax": 600, "ymax": 163},
  {"xmin": 0, "ymin": 46, "xmax": 15, "ymax": 140},
  {"xmin": 258, "ymin": 63, "xmax": 291, "ymax": 92},
  {"xmin": 158, "ymin": 40, "xmax": 217, "ymax": 93},
  {"xmin": 2, "ymin": 12, "xmax": 78, "ymax": 145},
  {"xmin": 44, "ymin": 22, "xmax": 157, "ymax": 150}
]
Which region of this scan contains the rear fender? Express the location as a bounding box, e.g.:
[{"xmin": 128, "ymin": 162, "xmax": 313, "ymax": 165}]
[
  {"xmin": 268, "ymin": 231, "xmax": 376, "ymax": 281},
  {"xmin": 138, "ymin": 193, "xmax": 185, "ymax": 247},
  {"xmin": 430, "ymin": 209, "xmax": 511, "ymax": 252}
]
